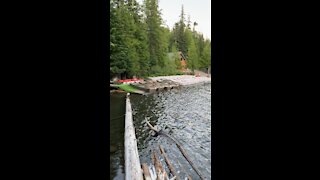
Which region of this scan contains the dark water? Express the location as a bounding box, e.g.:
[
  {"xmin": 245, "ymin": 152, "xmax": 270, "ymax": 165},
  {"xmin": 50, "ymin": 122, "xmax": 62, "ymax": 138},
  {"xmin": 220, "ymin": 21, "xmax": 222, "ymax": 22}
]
[
  {"xmin": 110, "ymin": 83, "xmax": 211, "ymax": 179},
  {"xmin": 110, "ymin": 93, "xmax": 126, "ymax": 180}
]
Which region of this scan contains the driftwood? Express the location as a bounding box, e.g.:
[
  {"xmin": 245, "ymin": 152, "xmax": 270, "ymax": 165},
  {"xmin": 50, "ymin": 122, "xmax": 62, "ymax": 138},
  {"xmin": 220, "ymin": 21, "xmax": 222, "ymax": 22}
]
[
  {"xmin": 159, "ymin": 145, "xmax": 180, "ymax": 180},
  {"xmin": 147, "ymin": 121, "xmax": 159, "ymax": 132},
  {"xmin": 149, "ymin": 166, "xmax": 157, "ymax": 180},
  {"xmin": 143, "ymin": 157, "xmax": 177, "ymax": 180},
  {"xmin": 142, "ymin": 163, "xmax": 152, "ymax": 180},
  {"xmin": 152, "ymin": 151, "xmax": 169, "ymax": 180},
  {"xmin": 125, "ymin": 93, "xmax": 143, "ymax": 180},
  {"xmin": 146, "ymin": 121, "xmax": 205, "ymax": 180}
]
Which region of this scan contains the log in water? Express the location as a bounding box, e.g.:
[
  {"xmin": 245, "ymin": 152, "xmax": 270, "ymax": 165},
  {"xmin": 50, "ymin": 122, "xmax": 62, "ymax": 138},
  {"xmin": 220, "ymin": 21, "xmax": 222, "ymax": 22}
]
[
  {"xmin": 131, "ymin": 84, "xmax": 212, "ymax": 179},
  {"xmin": 125, "ymin": 93, "xmax": 143, "ymax": 180},
  {"xmin": 110, "ymin": 83, "xmax": 212, "ymax": 179}
]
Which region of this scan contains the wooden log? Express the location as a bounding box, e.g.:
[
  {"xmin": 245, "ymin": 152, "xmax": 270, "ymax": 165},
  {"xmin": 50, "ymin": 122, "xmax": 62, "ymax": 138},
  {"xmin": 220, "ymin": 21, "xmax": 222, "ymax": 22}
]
[
  {"xmin": 142, "ymin": 163, "xmax": 152, "ymax": 180},
  {"xmin": 146, "ymin": 121, "xmax": 205, "ymax": 180},
  {"xmin": 152, "ymin": 151, "xmax": 168, "ymax": 180},
  {"xmin": 172, "ymin": 138, "xmax": 205, "ymax": 180},
  {"xmin": 147, "ymin": 121, "xmax": 159, "ymax": 132},
  {"xmin": 159, "ymin": 145, "xmax": 180, "ymax": 180},
  {"xmin": 149, "ymin": 165, "xmax": 157, "ymax": 180},
  {"xmin": 125, "ymin": 93, "xmax": 143, "ymax": 180}
]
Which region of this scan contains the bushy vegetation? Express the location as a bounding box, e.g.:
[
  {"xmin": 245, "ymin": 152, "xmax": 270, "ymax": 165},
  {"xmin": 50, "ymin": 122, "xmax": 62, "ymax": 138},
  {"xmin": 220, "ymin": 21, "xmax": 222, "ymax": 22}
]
[{"xmin": 110, "ymin": 0, "xmax": 211, "ymax": 79}]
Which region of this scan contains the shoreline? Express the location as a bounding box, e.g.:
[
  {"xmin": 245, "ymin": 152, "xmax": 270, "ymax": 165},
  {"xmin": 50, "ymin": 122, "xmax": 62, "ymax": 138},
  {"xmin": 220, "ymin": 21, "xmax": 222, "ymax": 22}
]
[
  {"xmin": 111, "ymin": 74, "xmax": 211, "ymax": 94},
  {"xmin": 148, "ymin": 75, "xmax": 211, "ymax": 86}
]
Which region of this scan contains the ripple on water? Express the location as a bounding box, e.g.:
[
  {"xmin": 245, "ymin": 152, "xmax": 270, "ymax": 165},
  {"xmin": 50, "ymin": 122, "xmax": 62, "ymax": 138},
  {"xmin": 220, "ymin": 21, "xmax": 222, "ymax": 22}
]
[{"xmin": 131, "ymin": 84, "xmax": 212, "ymax": 179}]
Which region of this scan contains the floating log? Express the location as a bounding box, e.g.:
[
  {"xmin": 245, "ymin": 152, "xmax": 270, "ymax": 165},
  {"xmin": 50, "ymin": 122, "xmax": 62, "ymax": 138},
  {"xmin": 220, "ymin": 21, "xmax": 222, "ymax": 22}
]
[
  {"xmin": 159, "ymin": 145, "xmax": 180, "ymax": 180},
  {"xmin": 110, "ymin": 89, "xmax": 126, "ymax": 93},
  {"xmin": 142, "ymin": 163, "xmax": 152, "ymax": 180},
  {"xmin": 125, "ymin": 93, "xmax": 143, "ymax": 180},
  {"xmin": 152, "ymin": 151, "xmax": 168, "ymax": 180},
  {"xmin": 146, "ymin": 121, "xmax": 205, "ymax": 180},
  {"xmin": 149, "ymin": 166, "xmax": 157, "ymax": 180},
  {"xmin": 147, "ymin": 121, "xmax": 159, "ymax": 132}
]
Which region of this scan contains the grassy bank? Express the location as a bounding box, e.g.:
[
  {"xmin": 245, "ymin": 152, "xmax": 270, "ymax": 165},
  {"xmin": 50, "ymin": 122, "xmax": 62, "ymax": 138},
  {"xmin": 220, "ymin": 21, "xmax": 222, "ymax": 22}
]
[{"xmin": 114, "ymin": 84, "xmax": 144, "ymax": 94}]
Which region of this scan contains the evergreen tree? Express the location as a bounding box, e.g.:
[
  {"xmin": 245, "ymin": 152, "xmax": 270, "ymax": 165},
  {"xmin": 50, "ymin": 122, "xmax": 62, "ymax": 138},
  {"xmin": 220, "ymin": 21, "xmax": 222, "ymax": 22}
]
[
  {"xmin": 172, "ymin": 45, "xmax": 182, "ymax": 70},
  {"xmin": 126, "ymin": 0, "xmax": 150, "ymax": 77},
  {"xmin": 176, "ymin": 5, "xmax": 188, "ymax": 55},
  {"xmin": 110, "ymin": 1, "xmax": 211, "ymax": 78},
  {"xmin": 144, "ymin": 0, "xmax": 167, "ymax": 74},
  {"xmin": 201, "ymin": 40, "xmax": 211, "ymax": 70},
  {"xmin": 186, "ymin": 28, "xmax": 199, "ymax": 72},
  {"xmin": 110, "ymin": 0, "xmax": 129, "ymax": 78}
]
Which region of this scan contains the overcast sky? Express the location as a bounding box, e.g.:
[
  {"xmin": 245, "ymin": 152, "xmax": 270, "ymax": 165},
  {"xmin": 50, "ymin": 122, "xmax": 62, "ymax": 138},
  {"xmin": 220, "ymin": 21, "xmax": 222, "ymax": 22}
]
[{"xmin": 137, "ymin": 0, "xmax": 211, "ymax": 40}]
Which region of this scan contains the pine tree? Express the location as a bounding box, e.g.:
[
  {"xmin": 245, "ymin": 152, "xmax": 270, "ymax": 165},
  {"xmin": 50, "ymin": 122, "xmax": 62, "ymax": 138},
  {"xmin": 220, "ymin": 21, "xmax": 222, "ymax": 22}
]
[
  {"xmin": 110, "ymin": 0, "xmax": 211, "ymax": 78},
  {"xmin": 176, "ymin": 5, "xmax": 188, "ymax": 55},
  {"xmin": 202, "ymin": 40, "xmax": 211, "ymax": 71},
  {"xmin": 110, "ymin": 0, "xmax": 129, "ymax": 78},
  {"xmin": 186, "ymin": 28, "xmax": 199, "ymax": 72},
  {"xmin": 110, "ymin": 0, "xmax": 151, "ymax": 78},
  {"xmin": 126, "ymin": 0, "xmax": 150, "ymax": 77},
  {"xmin": 144, "ymin": 0, "xmax": 167, "ymax": 74}
]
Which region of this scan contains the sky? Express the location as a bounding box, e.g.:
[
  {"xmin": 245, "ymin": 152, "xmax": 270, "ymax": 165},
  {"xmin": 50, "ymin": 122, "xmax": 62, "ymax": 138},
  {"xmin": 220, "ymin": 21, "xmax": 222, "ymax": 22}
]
[{"xmin": 137, "ymin": 0, "xmax": 211, "ymax": 40}]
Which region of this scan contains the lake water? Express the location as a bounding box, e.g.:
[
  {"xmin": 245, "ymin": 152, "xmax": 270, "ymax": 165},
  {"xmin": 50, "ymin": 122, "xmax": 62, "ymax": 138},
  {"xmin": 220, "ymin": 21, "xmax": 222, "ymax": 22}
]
[{"xmin": 110, "ymin": 83, "xmax": 212, "ymax": 179}]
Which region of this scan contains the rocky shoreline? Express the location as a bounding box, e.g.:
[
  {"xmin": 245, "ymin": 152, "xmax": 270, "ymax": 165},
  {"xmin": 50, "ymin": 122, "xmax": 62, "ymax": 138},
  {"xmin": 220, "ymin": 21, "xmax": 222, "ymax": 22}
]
[
  {"xmin": 111, "ymin": 74, "xmax": 211, "ymax": 94},
  {"xmin": 132, "ymin": 75, "xmax": 211, "ymax": 93},
  {"xmin": 149, "ymin": 75, "xmax": 211, "ymax": 86}
]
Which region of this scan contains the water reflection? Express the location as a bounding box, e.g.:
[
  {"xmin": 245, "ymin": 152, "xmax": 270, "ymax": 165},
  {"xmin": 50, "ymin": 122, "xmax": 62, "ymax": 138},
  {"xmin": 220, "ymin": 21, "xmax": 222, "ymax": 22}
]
[{"xmin": 110, "ymin": 93, "xmax": 126, "ymax": 180}]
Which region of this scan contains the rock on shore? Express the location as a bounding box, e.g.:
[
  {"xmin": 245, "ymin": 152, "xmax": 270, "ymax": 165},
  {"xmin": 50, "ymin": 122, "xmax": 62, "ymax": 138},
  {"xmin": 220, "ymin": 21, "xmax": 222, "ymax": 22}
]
[{"xmin": 149, "ymin": 75, "xmax": 211, "ymax": 86}]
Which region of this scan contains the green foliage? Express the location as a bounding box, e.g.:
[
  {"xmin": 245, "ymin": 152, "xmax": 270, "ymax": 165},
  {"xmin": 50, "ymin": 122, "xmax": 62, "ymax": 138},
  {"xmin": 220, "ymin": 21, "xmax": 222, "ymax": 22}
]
[
  {"xmin": 199, "ymin": 41, "xmax": 211, "ymax": 68},
  {"xmin": 149, "ymin": 54, "xmax": 180, "ymax": 76},
  {"xmin": 176, "ymin": 5, "xmax": 188, "ymax": 55},
  {"xmin": 162, "ymin": 54, "xmax": 177, "ymax": 75},
  {"xmin": 110, "ymin": 0, "xmax": 211, "ymax": 79},
  {"xmin": 144, "ymin": 0, "xmax": 168, "ymax": 69},
  {"xmin": 186, "ymin": 29, "xmax": 199, "ymax": 72},
  {"xmin": 174, "ymin": 59, "xmax": 182, "ymax": 70},
  {"xmin": 116, "ymin": 84, "xmax": 140, "ymax": 93},
  {"xmin": 110, "ymin": 2, "xmax": 129, "ymax": 76},
  {"xmin": 110, "ymin": 0, "xmax": 150, "ymax": 78}
]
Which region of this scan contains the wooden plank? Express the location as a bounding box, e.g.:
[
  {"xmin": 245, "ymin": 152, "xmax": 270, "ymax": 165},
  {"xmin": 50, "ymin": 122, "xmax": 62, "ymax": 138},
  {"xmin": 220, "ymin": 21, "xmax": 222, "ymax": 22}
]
[{"xmin": 125, "ymin": 93, "xmax": 143, "ymax": 180}]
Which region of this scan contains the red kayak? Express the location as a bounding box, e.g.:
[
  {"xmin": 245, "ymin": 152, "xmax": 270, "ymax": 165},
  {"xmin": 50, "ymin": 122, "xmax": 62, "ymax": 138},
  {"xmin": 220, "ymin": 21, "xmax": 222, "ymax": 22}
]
[{"xmin": 117, "ymin": 78, "xmax": 142, "ymax": 83}]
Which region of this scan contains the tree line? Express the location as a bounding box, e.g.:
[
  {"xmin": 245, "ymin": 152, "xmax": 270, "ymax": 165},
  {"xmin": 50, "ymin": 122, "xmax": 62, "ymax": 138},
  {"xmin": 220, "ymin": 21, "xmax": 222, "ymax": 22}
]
[{"xmin": 110, "ymin": 0, "xmax": 211, "ymax": 79}]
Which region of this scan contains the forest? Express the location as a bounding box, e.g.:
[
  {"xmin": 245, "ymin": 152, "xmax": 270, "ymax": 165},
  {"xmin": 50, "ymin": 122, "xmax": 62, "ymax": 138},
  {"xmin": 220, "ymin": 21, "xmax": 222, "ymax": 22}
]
[{"xmin": 110, "ymin": 0, "xmax": 211, "ymax": 79}]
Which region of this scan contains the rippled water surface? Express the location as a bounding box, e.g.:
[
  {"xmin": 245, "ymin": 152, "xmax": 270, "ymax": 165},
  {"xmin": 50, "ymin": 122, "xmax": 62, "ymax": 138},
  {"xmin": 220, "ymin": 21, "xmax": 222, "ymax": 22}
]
[
  {"xmin": 110, "ymin": 83, "xmax": 211, "ymax": 179},
  {"xmin": 131, "ymin": 83, "xmax": 211, "ymax": 179}
]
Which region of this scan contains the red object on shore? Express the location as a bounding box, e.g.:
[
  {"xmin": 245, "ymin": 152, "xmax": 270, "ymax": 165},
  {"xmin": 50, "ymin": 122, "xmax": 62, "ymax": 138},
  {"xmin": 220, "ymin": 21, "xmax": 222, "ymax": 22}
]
[{"xmin": 117, "ymin": 78, "xmax": 142, "ymax": 83}]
